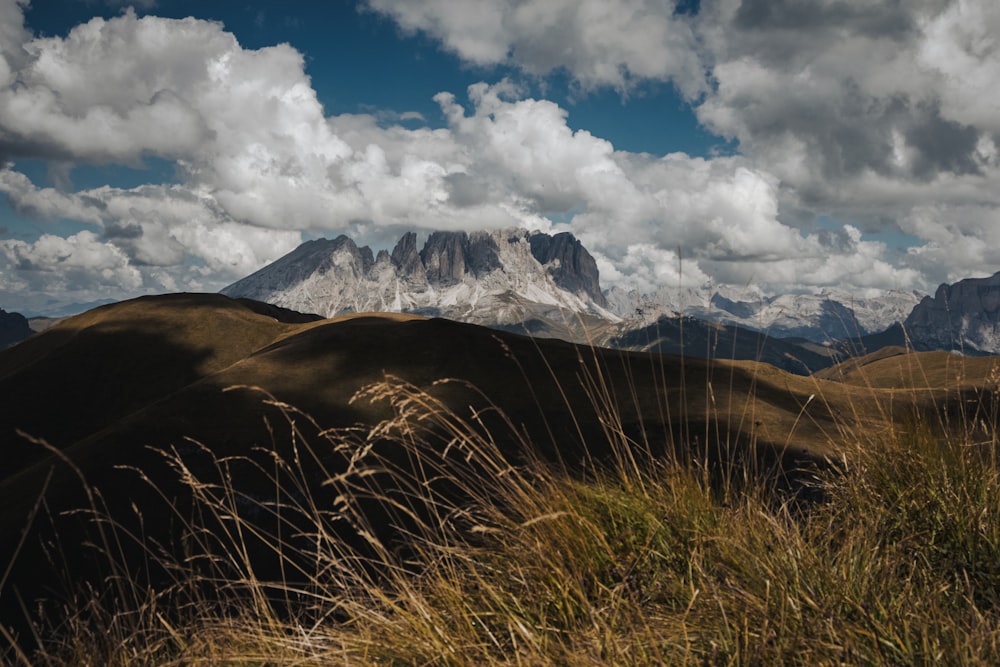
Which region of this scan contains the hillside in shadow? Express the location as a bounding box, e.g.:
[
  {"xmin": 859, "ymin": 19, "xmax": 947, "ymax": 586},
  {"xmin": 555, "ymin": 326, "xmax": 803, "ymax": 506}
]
[{"xmin": 2, "ymin": 293, "xmax": 998, "ymax": 648}]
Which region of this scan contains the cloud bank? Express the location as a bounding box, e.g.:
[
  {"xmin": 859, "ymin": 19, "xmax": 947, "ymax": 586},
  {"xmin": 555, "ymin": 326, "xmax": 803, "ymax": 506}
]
[
  {"xmin": 368, "ymin": 0, "xmax": 1000, "ymax": 287},
  {"xmin": 1, "ymin": 1, "xmax": 996, "ymax": 312}
]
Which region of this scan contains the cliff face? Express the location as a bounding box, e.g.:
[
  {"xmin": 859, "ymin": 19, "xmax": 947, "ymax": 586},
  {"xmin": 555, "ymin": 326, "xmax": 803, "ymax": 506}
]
[
  {"xmin": 390, "ymin": 231, "xmax": 424, "ymax": 281},
  {"xmin": 528, "ymin": 232, "xmax": 605, "ymax": 307},
  {"xmin": 417, "ymin": 231, "xmax": 504, "ymax": 286},
  {"xmin": 904, "ymin": 272, "xmax": 1000, "ymax": 353},
  {"xmin": 221, "ymin": 228, "xmax": 611, "ymax": 322}
]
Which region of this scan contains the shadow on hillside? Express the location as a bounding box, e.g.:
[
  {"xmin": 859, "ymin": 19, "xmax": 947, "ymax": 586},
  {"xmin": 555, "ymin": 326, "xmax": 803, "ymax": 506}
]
[
  {"xmin": 0, "ymin": 326, "xmax": 219, "ymax": 479},
  {"xmin": 0, "ymin": 313, "xmax": 840, "ymax": 655}
]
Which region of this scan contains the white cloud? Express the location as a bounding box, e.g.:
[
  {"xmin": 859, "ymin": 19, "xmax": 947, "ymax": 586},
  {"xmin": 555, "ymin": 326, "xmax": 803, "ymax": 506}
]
[
  {"xmin": 692, "ymin": 0, "xmax": 1000, "ymax": 233},
  {"xmin": 364, "ymin": 0, "xmax": 707, "ymax": 96},
  {"xmin": 0, "ymin": 168, "xmax": 104, "ymax": 224},
  {"xmin": 364, "ymin": 0, "xmax": 1000, "ymax": 294},
  {"xmin": 0, "ymin": 167, "xmax": 303, "ymax": 308},
  {"xmin": 4, "ymin": 0, "xmax": 997, "ymax": 313},
  {"xmin": 917, "ymin": 0, "xmax": 1000, "ymax": 133},
  {"xmin": 0, "ymin": 230, "xmax": 142, "ymax": 300},
  {"xmin": 901, "ymin": 203, "xmax": 1000, "ymax": 285}
]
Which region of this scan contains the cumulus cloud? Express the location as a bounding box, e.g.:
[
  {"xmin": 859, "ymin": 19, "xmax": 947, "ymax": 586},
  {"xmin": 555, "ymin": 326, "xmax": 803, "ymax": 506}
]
[
  {"xmin": 0, "ymin": 230, "xmax": 143, "ymax": 309},
  {"xmin": 364, "ymin": 0, "xmax": 1000, "ymax": 291},
  {"xmin": 0, "ymin": 170, "xmax": 303, "ymax": 276},
  {"xmin": 901, "ymin": 204, "xmax": 1000, "ymax": 286},
  {"xmin": 363, "ymin": 0, "xmax": 707, "ymax": 96},
  {"xmin": 3, "ymin": 0, "xmax": 993, "ymax": 313},
  {"xmin": 693, "ymin": 0, "xmax": 1000, "ymax": 247}
]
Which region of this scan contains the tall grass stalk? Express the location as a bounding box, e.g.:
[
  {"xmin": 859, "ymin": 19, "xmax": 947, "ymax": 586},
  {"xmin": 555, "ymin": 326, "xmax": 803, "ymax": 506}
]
[{"xmin": 7, "ymin": 354, "xmax": 1000, "ymax": 664}]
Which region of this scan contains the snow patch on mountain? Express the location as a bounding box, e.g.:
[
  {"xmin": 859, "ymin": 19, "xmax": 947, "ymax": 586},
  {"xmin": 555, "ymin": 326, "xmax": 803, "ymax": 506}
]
[{"xmin": 605, "ymin": 285, "xmax": 924, "ymax": 343}]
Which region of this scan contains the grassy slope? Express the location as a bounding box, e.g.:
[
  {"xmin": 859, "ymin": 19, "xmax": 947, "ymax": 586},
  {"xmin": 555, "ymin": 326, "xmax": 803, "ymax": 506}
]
[
  {"xmin": 5, "ymin": 294, "xmax": 1000, "ymax": 663},
  {"xmin": 818, "ymin": 346, "xmax": 1000, "ymax": 390},
  {"xmin": 0, "ymin": 294, "xmax": 316, "ymax": 476}
]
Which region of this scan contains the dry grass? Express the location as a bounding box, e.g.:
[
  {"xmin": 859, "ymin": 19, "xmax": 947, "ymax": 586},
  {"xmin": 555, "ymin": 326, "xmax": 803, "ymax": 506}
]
[{"xmin": 6, "ymin": 338, "xmax": 1000, "ymax": 664}]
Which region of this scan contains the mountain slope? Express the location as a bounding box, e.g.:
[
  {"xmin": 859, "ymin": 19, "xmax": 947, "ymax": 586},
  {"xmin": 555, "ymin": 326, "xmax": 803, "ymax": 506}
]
[
  {"xmin": 817, "ymin": 346, "xmax": 1000, "ymax": 390},
  {"xmin": 607, "ymin": 314, "xmax": 841, "ymax": 375},
  {"xmin": 0, "ymin": 293, "xmax": 322, "ymax": 478},
  {"xmin": 904, "ymin": 272, "xmax": 1000, "ymax": 353}
]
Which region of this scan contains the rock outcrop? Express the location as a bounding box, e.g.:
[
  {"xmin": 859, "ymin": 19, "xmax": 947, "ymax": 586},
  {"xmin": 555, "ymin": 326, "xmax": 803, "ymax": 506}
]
[
  {"xmin": 528, "ymin": 232, "xmax": 606, "ymax": 307},
  {"xmin": 904, "ymin": 272, "xmax": 1000, "ymax": 353}
]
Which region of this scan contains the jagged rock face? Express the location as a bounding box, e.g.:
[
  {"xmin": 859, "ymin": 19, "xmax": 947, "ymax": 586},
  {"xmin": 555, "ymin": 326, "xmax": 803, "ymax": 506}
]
[
  {"xmin": 0, "ymin": 308, "xmax": 32, "ymax": 348},
  {"xmin": 416, "ymin": 231, "xmax": 504, "ymax": 286},
  {"xmin": 528, "ymin": 232, "xmax": 606, "ymax": 307},
  {"xmin": 905, "ymin": 272, "xmax": 1000, "ymax": 353},
  {"xmin": 221, "ymin": 228, "xmax": 613, "ymax": 323},
  {"xmin": 390, "ymin": 231, "xmax": 424, "ymax": 281},
  {"xmin": 420, "ymin": 231, "xmax": 468, "ymax": 285}
]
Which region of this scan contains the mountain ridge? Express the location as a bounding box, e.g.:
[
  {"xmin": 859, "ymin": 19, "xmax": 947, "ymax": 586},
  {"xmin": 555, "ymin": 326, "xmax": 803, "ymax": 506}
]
[
  {"xmin": 222, "ymin": 228, "xmax": 932, "ymax": 350},
  {"xmin": 0, "ymin": 308, "xmax": 32, "ymax": 349},
  {"xmin": 221, "ymin": 229, "xmax": 611, "ymax": 325},
  {"xmin": 904, "ymin": 271, "xmax": 1000, "ymax": 354}
]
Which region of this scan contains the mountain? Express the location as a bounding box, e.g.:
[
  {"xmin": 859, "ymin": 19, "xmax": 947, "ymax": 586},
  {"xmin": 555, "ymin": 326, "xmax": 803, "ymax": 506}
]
[
  {"xmin": 607, "ymin": 315, "xmax": 840, "ymax": 376},
  {"xmin": 221, "ymin": 229, "xmax": 927, "ymax": 365},
  {"xmin": 219, "ymin": 227, "xmax": 1000, "ymax": 361},
  {"xmin": 7, "ymin": 293, "xmax": 1000, "ymax": 646},
  {"xmin": 605, "ymin": 285, "xmax": 924, "ymax": 343},
  {"xmin": 220, "ymin": 229, "xmax": 615, "ymax": 332},
  {"xmin": 904, "ymin": 272, "xmax": 1000, "ymax": 354},
  {"xmin": 21, "ymin": 298, "xmax": 118, "ymax": 318},
  {"xmin": 0, "ymin": 308, "xmax": 32, "ymax": 348}
]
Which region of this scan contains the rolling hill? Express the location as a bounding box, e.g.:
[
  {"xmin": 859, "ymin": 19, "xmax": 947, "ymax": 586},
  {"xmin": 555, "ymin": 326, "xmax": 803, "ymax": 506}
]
[{"xmin": 1, "ymin": 293, "xmax": 997, "ymax": 646}]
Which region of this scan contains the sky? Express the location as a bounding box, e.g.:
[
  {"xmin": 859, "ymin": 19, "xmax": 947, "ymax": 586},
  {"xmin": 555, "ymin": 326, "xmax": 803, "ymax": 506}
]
[{"xmin": 1, "ymin": 0, "xmax": 999, "ymax": 314}]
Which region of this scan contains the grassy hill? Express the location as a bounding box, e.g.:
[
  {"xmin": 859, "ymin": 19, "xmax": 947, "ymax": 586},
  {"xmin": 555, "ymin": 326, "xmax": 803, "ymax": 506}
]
[
  {"xmin": 3, "ymin": 294, "xmax": 1000, "ymax": 664},
  {"xmin": 817, "ymin": 345, "xmax": 1000, "ymax": 390}
]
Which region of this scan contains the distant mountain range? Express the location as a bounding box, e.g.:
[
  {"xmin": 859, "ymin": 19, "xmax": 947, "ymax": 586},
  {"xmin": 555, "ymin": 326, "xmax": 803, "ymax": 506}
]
[
  {"xmin": 221, "ymin": 229, "xmax": 1000, "ymax": 368},
  {"xmin": 221, "ymin": 229, "xmax": 615, "ymax": 329},
  {"xmin": 606, "ymin": 286, "xmax": 924, "ymax": 343},
  {"xmin": 7, "ymin": 230, "xmax": 1000, "ymax": 362},
  {"xmin": 22, "ymin": 298, "xmax": 119, "ymax": 319},
  {"xmin": 221, "ymin": 229, "xmax": 932, "ymax": 348}
]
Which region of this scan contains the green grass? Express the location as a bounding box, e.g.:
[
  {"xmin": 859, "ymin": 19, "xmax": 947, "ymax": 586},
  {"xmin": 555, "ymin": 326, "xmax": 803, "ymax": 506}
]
[{"xmin": 8, "ymin": 368, "xmax": 1000, "ymax": 665}]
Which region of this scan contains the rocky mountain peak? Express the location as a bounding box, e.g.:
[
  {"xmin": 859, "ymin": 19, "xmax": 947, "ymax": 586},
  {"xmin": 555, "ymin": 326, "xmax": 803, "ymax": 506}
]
[
  {"xmin": 528, "ymin": 232, "xmax": 606, "ymax": 307},
  {"xmin": 390, "ymin": 231, "xmax": 423, "ymax": 279},
  {"xmin": 221, "ymin": 228, "xmax": 611, "ymax": 322},
  {"xmin": 904, "ymin": 271, "xmax": 1000, "ymax": 353}
]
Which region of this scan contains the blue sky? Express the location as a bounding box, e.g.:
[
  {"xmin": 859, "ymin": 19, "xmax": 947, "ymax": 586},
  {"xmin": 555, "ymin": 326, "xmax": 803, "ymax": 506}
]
[{"xmin": 1, "ymin": 0, "xmax": 999, "ymax": 314}]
